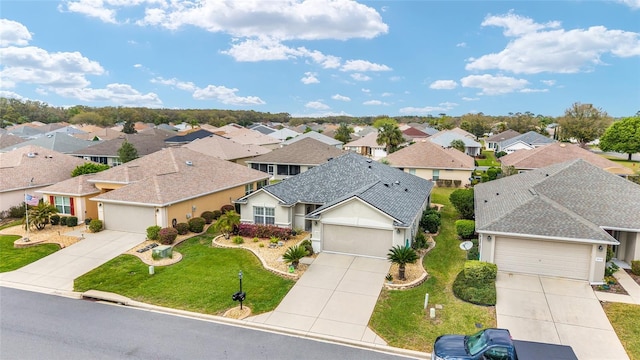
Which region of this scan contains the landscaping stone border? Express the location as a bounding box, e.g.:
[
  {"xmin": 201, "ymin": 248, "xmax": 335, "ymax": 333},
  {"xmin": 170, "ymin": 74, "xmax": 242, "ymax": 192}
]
[{"xmin": 384, "ymin": 237, "xmax": 435, "ymax": 291}]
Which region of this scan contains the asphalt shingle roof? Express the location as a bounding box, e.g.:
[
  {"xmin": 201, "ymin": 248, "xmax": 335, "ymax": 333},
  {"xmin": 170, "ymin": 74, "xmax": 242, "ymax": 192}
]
[
  {"xmin": 281, "ymin": 131, "xmax": 343, "ymax": 147},
  {"xmin": 255, "ymin": 152, "xmax": 433, "ymax": 226},
  {"xmin": 475, "ymin": 159, "xmax": 640, "ymax": 242},
  {"xmin": 0, "ymin": 132, "xmax": 99, "ymax": 153},
  {"xmin": 429, "ymin": 132, "xmax": 481, "ymax": 148},
  {"xmin": 247, "ymin": 138, "xmax": 346, "ymax": 165},
  {"xmin": 485, "ymin": 129, "xmax": 521, "ymax": 142},
  {"xmin": 165, "ymin": 129, "xmax": 214, "ymax": 144},
  {"xmin": 182, "ymin": 134, "xmax": 271, "ymax": 161},
  {"xmin": 73, "ymin": 129, "xmax": 174, "ymax": 157},
  {"xmin": 500, "ymin": 131, "xmax": 554, "ymax": 148},
  {"xmin": 385, "ymin": 140, "xmax": 475, "ymax": 169}
]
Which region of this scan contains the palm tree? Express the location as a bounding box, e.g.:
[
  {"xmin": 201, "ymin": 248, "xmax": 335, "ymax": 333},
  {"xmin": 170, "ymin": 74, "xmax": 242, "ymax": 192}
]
[
  {"xmin": 214, "ymin": 210, "xmax": 240, "ymax": 239},
  {"xmin": 376, "ymin": 122, "xmax": 404, "ymax": 154},
  {"xmin": 387, "ymin": 245, "xmax": 418, "ymax": 280},
  {"xmin": 282, "ymin": 245, "xmax": 309, "ymax": 269},
  {"xmin": 24, "ymin": 202, "xmax": 58, "ymax": 231}
]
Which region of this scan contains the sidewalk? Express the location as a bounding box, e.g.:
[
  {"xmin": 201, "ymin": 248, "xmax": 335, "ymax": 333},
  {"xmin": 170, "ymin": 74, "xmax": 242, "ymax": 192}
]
[{"xmin": 595, "ymin": 270, "xmax": 640, "ymax": 305}]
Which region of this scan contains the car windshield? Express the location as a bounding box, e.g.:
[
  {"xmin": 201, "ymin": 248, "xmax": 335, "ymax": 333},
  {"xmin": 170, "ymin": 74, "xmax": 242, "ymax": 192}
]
[{"xmin": 465, "ymin": 331, "xmax": 489, "ymax": 355}]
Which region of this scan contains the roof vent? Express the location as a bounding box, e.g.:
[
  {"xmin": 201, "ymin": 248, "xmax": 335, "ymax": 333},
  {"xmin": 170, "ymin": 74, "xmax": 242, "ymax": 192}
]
[
  {"xmin": 404, "ymin": 188, "xmax": 408, "ymax": 192},
  {"xmin": 366, "ymin": 159, "xmax": 372, "ymax": 163},
  {"xmin": 27, "ymin": 152, "xmax": 36, "ymax": 158},
  {"xmin": 327, "ymin": 157, "xmax": 333, "ymax": 161},
  {"xmin": 496, "ymin": 192, "xmax": 499, "ymax": 196},
  {"xmin": 394, "ymin": 180, "xmax": 400, "ymax": 185},
  {"xmin": 185, "ymin": 161, "xmax": 193, "ymax": 166},
  {"xmin": 384, "ymin": 183, "xmax": 389, "ymax": 187}
]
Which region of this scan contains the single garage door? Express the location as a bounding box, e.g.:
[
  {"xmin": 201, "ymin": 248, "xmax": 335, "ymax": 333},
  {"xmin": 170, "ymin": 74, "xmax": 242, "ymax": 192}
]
[
  {"xmin": 103, "ymin": 203, "xmax": 156, "ymax": 234},
  {"xmin": 323, "ymin": 224, "xmax": 392, "ymax": 258},
  {"xmin": 494, "ymin": 237, "xmax": 592, "ymax": 280}
]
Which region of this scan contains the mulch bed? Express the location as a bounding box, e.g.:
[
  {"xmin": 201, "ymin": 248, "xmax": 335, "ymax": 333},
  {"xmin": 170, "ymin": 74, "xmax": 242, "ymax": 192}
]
[
  {"xmin": 626, "ymin": 269, "xmax": 640, "ymax": 286},
  {"xmin": 592, "ymin": 276, "xmax": 628, "ymax": 295}
]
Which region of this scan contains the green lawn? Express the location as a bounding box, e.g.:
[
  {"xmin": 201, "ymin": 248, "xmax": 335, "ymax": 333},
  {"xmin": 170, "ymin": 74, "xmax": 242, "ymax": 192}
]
[
  {"xmin": 602, "ymin": 156, "xmax": 640, "ymax": 174},
  {"xmin": 74, "ymin": 235, "xmax": 295, "ymax": 315},
  {"xmin": 369, "ymin": 188, "xmax": 496, "ymax": 352},
  {"xmin": 476, "ymin": 151, "xmax": 500, "ymax": 167},
  {"xmin": 0, "ymin": 235, "xmax": 60, "ymax": 273},
  {"xmin": 603, "ymin": 302, "xmax": 640, "ymax": 360}
]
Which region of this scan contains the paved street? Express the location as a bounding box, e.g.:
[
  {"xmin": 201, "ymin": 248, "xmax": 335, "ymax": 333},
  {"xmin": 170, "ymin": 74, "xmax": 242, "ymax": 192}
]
[{"xmin": 0, "ymin": 287, "xmax": 417, "ymax": 360}]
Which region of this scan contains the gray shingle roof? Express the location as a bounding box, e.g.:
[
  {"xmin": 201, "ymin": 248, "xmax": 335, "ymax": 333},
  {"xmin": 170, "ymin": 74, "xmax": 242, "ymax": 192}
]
[
  {"xmin": 485, "ymin": 129, "xmax": 521, "ymax": 142},
  {"xmin": 246, "ymin": 138, "xmax": 346, "ymax": 165},
  {"xmin": 475, "ymin": 159, "xmax": 640, "ymax": 242},
  {"xmin": 500, "ymin": 131, "xmax": 554, "ymax": 148},
  {"xmin": 253, "ymin": 152, "xmax": 433, "ymax": 226},
  {"xmin": 0, "ymin": 132, "xmax": 99, "ymax": 153},
  {"xmin": 281, "ymin": 131, "xmax": 343, "ymax": 146},
  {"xmin": 429, "ymin": 132, "xmax": 481, "ymax": 148}
]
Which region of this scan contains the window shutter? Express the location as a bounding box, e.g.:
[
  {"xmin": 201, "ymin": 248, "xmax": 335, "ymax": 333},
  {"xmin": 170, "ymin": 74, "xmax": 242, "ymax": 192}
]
[
  {"xmin": 49, "ymin": 196, "xmax": 54, "ymax": 205},
  {"xmin": 70, "ymin": 197, "xmax": 75, "ymax": 216}
]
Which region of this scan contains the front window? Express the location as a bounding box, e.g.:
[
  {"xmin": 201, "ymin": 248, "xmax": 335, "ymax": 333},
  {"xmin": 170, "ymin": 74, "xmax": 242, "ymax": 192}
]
[
  {"xmin": 409, "ymin": 168, "xmax": 416, "ymax": 175},
  {"xmin": 432, "ymin": 169, "xmax": 440, "ymax": 181},
  {"xmin": 256, "ymin": 180, "xmax": 268, "ymax": 189},
  {"xmin": 253, "ymin": 206, "xmax": 275, "ymax": 225},
  {"xmin": 276, "ymin": 165, "xmax": 301, "ymax": 176},
  {"xmin": 54, "ymin": 196, "xmax": 73, "ymax": 215},
  {"xmin": 245, "ymin": 183, "xmax": 254, "ymax": 195}
]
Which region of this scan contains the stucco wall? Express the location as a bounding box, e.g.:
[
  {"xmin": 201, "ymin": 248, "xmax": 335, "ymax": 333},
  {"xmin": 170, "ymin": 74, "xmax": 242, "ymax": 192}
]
[
  {"xmin": 167, "ymin": 185, "xmax": 245, "ymax": 226},
  {"xmin": 239, "ymin": 190, "xmax": 291, "ymax": 227},
  {"xmin": 408, "ymin": 168, "xmax": 471, "ymax": 186}
]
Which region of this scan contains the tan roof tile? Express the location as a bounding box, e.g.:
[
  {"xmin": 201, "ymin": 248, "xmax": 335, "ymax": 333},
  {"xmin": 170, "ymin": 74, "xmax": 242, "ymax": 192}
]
[
  {"xmin": 38, "ymin": 174, "xmax": 101, "ymax": 196},
  {"xmin": 247, "ymin": 138, "xmax": 346, "ymax": 165},
  {"xmin": 182, "ymin": 134, "xmax": 271, "ymax": 160},
  {"xmin": 385, "ymin": 140, "xmax": 475, "ymax": 169}
]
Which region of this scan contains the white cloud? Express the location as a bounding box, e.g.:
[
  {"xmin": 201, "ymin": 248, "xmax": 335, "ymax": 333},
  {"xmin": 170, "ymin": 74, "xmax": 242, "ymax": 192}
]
[
  {"xmin": 0, "ymin": 90, "xmax": 27, "ymax": 100},
  {"xmin": 332, "ymin": 94, "xmax": 351, "ymax": 101},
  {"xmin": 151, "ymin": 77, "xmax": 197, "ymax": 92},
  {"xmin": 351, "ymin": 73, "xmax": 371, "ymax": 81},
  {"xmin": 0, "ymin": 19, "xmax": 32, "ymax": 46},
  {"xmin": 399, "ymin": 102, "xmax": 457, "ymax": 114},
  {"xmin": 430, "ymin": 80, "xmax": 458, "ymax": 90},
  {"xmin": 133, "ymin": 63, "xmax": 143, "ymax": 68},
  {"xmin": 291, "ymin": 110, "xmax": 352, "ymax": 118},
  {"xmin": 389, "ymin": 76, "xmax": 403, "ymax": 82},
  {"xmin": 54, "ymin": 83, "xmax": 162, "ymax": 107},
  {"xmin": 619, "ymin": 0, "xmax": 640, "ymax": 9},
  {"xmin": 381, "ymin": 92, "xmax": 392, "ymax": 97},
  {"xmin": 466, "ymin": 13, "xmax": 640, "ymax": 74},
  {"xmin": 301, "ymin": 72, "xmax": 319, "ymax": 84},
  {"xmin": 456, "ymin": 42, "xmax": 467, "ymax": 48},
  {"xmin": 541, "ymin": 79, "xmax": 556, "ymax": 86},
  {"xmin": 460, "ymin": 74, "xmax": 529, "ymax": 95},
  {"xmin": 305, "ymin": 101, "xmax": 330, "ymax": 110},
  {"xmin": 361, "ymin": 88, "xmax": 370, "ymax": 93},
  {"xmin": 519, "ymin": 88, "xmax": 549, "ymax": 93},
  {"xmin": 59, "ymin": 0, "xmax": 118, "ymax": 24},
  {"xmin": 341, "ymin": 59, "xmax": 392, "ymax": 72},
  {"xmin": 462, "ymin": 97, "xmax": 480, "ymax": 101},
  {"xmin": 152, "ymin": 76, "xmax": 264, "ymax": 106},
  {"xmin": 363, "ymin": 100, "xmax": 388, "ymax": 106}
]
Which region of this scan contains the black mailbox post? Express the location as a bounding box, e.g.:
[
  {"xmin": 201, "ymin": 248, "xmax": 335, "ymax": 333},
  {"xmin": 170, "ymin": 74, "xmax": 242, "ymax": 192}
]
[{"xmin": 231, "ymin": 270, "xmax": 246, "ymax": 309}]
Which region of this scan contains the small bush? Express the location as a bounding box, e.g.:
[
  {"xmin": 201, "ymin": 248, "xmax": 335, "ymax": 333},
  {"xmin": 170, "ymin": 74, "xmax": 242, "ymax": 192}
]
[
  {"xmin": 200, "ymin": 211, "xmax": 215, "ymax": 224},
  {"xmin": 220, "ymin": 204, "xmax": 235, "ymax": 214},
  {"xmin": 50, "ymin": 214, "xmax": 60, "ymax": 225},
  {"xmin": 67, "ymin": 216, "xmax": 78, "ymax": 227},
  {"xmin": 8, "ymin": 202, "xmax": 27, "ymax": 218},
  {"xmin": 270, "ymin": 236, "xmax": 279, "ymax": 244},
  {"xmin": 452, "ymin": 261, "xmax": 497, "ymax": 305},
  {"xmin": 487, "ymin": 167, "xmax": 500, "ymax": 181},
  {"xmin": 159, "ymin": 227, "xmax": 178, "ymax": 245},
  {"xmin": 211, "ymin": 210, "xmax": 222, "ymax": 220},
  {"xmin": 463, "ymin": 260, "xmax": 497, "ymax": 284},
  {"xmin": 84, "ymin": 218, "xmax": 92, "ymax": 225},
  {"xmin": 300, "ymin": 239, "xmax": 314, "ymax": 256},
  {"xmin": 237, "ymin": 223, "xmax": 293, "ymax": 240},
  {"xmin": 631, "ymin": 260, "xmax": 640, "ymax": 276},
  {"xmin": 259, "ymin": 243, "xmax": 264, "ymax": 248},
  {"xmin": 88, "ymin": 219, "xmax": 103, "ymax": 233},
  {"xmin": 412, "ymin": 232, "xmax": 427, "ymax": 250},
  {"xmin": 420, "ymin": 208, "xmax": 441, "ymax": 233},
  {"xmin": 232, "ymin": 236, "xmax": 244, "ymax": 244},
  {"xmin": 606, "ymin": 246, "xmax": 615, "ymax": 262},
  {"xmin": 605, "ymin": 263, "xmax": 619, "ymax": 277},
  {"xmin": 175, "ymin": 222, "xmax": 189, "ymax": 235},
  {"xmin": 146, "ymin": 225, "xmax": 161, "ymax": 240},
  {"xmin": 455, "ymin": 220, "xmax": 476, "ymax": 239},
  {"xmin": 188, "ymin": 217, "xmax": 206, "ymax": 233},
  {"xmin": 467, "ymin": 239, "xmax": 479, "ymax": 260},
  {"xmin": 60, "ymin": 216, "xmax": 68, "ymax": 226},
  {"xmin": 253, "ymin": 237, "xmax": 259, "ymax": 242}
]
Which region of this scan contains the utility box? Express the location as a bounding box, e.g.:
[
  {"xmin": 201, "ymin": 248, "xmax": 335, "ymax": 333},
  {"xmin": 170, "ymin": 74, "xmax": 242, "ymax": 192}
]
[{"xmin": 152, "ymin": 245, "xmax": 173, "ymax": 259}]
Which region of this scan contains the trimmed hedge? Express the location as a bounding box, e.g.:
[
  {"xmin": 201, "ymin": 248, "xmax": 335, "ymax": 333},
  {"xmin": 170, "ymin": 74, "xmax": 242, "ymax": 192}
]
[
  {"xmin": 200, "ymin": 211, "xmax": 215, "ymax": 224},
  {"xmin": 467, "ymin": 239, "xmax": 479, "ymax": 260},
  {"xmin": 220, "ymin": 204, "xmax": 234, "ymax": 214},
  {"xmin": 188, "ymin": 217, "xmax": 206, "ymax": 233},
  {"xmin": 455, "ymin": 220, "xmax": 475, "ymax": 239},
  {"xmin": 211, "ymin": 210, "xmax": 222, "ymax": 220},
  {"xmin": 175, "ymin": 222, "xmax": 189, "ymax": 235},
  {"xmin": 412, "ymin": 231, "xmax": 427, "ymax": 250},
  {"xmin": 50, "ymin": 214, "xmax": 60, "ymax": 225},
  {"xmin": 67, "ymin": 216, "xmax": 78, "ymax": 227},
  {"xmin": 237, "ymin": 223, "xmax": 292, "ymax": 240},
  {"xmin": 632, "ymin": 260, "xmax": 640, "ymax": 276},
  {"xmin": 159, "ymin": 227, "xmax": 178, "ymax": 245},
  {"xmin": 60, "ymin": 216, "xmax": 68, "ymax": 226},
  {"xmin": 452, "ymin": 260, "xmax": 497, "ymax": 305},
  {"xmin": 89, "ymin": 219, "xmax": 103, "ymax": 233},
  {"xmin": 146, "ymin": 225, "xmax": 161, "ymax": 240}
]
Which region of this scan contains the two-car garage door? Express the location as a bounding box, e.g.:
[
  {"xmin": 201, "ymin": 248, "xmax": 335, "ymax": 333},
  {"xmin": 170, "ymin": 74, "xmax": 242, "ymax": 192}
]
[
  {"xmin": 103, "ymin": 203, "xmax": 156, "ymax": 234},
  {"xmin": 494, "ymin": 237, "xmax": 592, "ymax": 280},
  {"xmin": 322, "ymin": 224, "xmax": 392, "ymax": 258}
]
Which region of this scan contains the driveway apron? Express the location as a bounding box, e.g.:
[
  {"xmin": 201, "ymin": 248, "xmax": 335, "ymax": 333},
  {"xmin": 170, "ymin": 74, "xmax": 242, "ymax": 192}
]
[
  {"xmin": 247, "ymin": 253, "xmax": 390, "ymax": 344},
  {"xmin": 0, "ymin": 230, "xmax": 144, "ymax": 293},
  {"xmin": 496, "ymin": 272, "xmax": 629, "ymax": 360}
]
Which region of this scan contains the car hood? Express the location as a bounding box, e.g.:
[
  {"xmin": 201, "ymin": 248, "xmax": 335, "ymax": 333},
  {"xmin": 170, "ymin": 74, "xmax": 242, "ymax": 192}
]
[{"xmin": 433, "ymin": 335, "xmax": 470, "ymax": 358}]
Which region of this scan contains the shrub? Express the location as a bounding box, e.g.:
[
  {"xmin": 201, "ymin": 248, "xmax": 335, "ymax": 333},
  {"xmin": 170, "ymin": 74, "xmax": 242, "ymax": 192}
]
[
  {"xmin": 449, "ymin": 188, "xmax": 475, "ymax": 219},
  {"xmin": 8, "ymin": 202, "xmax": 27, "ymax": 218},
  {"xmin": 453, "ymin": 180, "xmax": 462, "ymax": 188},
  {"xmin": 253, "ymin": 237, "xmax": 259, "ymax": 242},
  {"xmin": 159, "ymin": 227, "xmax": 178, "ymax": 245},
  {"xmin": 270, "ymin": 236, "xmax": 279, "ymax": 244},
  {"xmin": 300, "ymin": 239, "xmax": 314, "ymax": 256},
  {"xmin": 146, "ymin": 225, "xmax": 161, "ymax": 240},
  {"xmin": 50, "ymin": 214, "xmax": 60, "ymax": 225},
  {"xmin": 486, "ymin": 167, "xmax": 500, "ymax": 181},
  {"xmin": 232, "ymin": 236, "xmax": 244, "ymax": 244},
  {"xmin": 60, "ymin": 216, "xmax": 68, "ymax": 226},
  {"xmin": 495, "ymin": 151, "xmax": 507, "ymax": 158},
  {"xmin": 463, "ymin": 260, "xmax": 497, "ymax": 284},
  {"xmin": 175, "ymin": 222, "xmax": 189, "ymax": 235},
  {"xmin": 452, "ymin": 260, "xmax": 497, "ymax": 305},
  {"xmin": 604, "ymin": 263, "xmax": 619, "ymax": 277},
  {"xmin": 211, "ymin": 210, "xmax": 222, "ymax": 220},
  {"xmin": 188, "ymin": 217, "xmax": 206, "ymax": 233},
  {"xmin": 259, "ymin": 243, "xmax": 264, "ymax": 248},
  {"xmin": 220, "ymin": 204, "xmax": 235, "ymax": 214},
  {"xmin": 283, "ymin": 245, "xmax": 309, "ymax": 268},
  {"xmin": 67, "ymin": 216, "xmax": 78, "ymax": 227},
  {"xmin": 455, "ymin": 220, "xmax": 476, "ymax": 239},
  {"xmin": 89, "ymin": 219, "xmax": 103, "ymax": 233},
  {"xmin": 632, "ymin": 260, "xmax": 640, "ymax": 276},
  {"xmin": 84, "ymin": 218, "xmax": 92, "ymax": 225},
  {"xmin": 200, "ymin": 211, "xmax": 215, "ymax": 224},
  {"xmin": 467, "ymin": 239, "xmax": 479, "ymax": 260},
  {"xmin": 237, "ymin": 223, "xmax": 293, "ymax": 240},
  {"xmin": 606, "ymin": 246, "xmax": 615, "ymax": 262},
  {"xmin": 412, "ymin": 231, "xmax": 427, "ymax": 250},
  {"xmin": 421, "ymin": 213, "xmax": 441, "ymax": 233}
]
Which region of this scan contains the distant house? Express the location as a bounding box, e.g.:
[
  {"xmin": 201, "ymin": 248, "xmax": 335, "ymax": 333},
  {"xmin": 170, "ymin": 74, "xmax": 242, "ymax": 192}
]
[
  {"xmin": 164, "ymin": 129, "xmax": 214, "ymax": 146},
  {"xmin": 246, "ymin": 138, "xmax": 346, "ymax": 180},
  {"xmin": 484, "ymin": 129, "xmax": 520, "ymax": 151},
  {"xmin": 385, "ymin": 140, "xmax": 475, "ymax": 187},
  {"xmin": 268, "ymin": 128, "xmax": 301, "ymax": 141},
  {"xmin": 216, "ymin": 127, "xmax": 281, "ymax": 150},
  {"xmin": 499, "ymin": 142, "xmax": 634, "ymax": 177},
  {"xmin": 248, "ymin": 124, "xmax": 277, "ymax": 135},
  {"xmin": 475, "ymin": 159, "xmax": 640, "ymax": 284},
  {"xmin": 0, "ymin": 132, "xmax": 99, "ymax": 154},
  {"xmin": 344, "ymin": 132, "xmax": 387, "ymax": 159},
  {"xmin": 0, "ymin": 146, "xmax": 87, "ymax": 213},
  {"xmin": 281, "ymin": 131, "xmax": 343, "ymax": 149},
  {"xmin": 236, "ymin": 152, "xmax": 433, "ymax": 258},
  {"xmin": 182, "ymin": 134, "xmax": 271, "ymax": 165},
  {"xmin": 0, "ymin": 133, "xmax": 27, "ymax": 151},
  {"xmin": 401, "ymin": 126, "xmax": 430, "ymax": 141},
  {"xmin": 73, "ymin": 127, "xmax": 123, "ymax": 141},
  {"xmin": 429, "ymin": 129, "xmax": 482, "ymax": 157},
  {"xmin": 496, "ymin": 131, "xmax": 554, "ymax": 154}
]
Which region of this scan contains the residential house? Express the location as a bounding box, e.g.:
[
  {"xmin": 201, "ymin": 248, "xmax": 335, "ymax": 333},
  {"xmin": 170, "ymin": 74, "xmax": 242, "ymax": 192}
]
[
  {"xmin": 268, "ymin": 128, "xmax": 301, "ymax": 141},
  {"xmin": 344, "ymin": 132, "xmax": 387, "ymax": 159},
  {"xmin": 37, "ymin": 174, "xmax": 101, "ymax": 223},
  {"xmin": 0, "ymin": 146, "xmax": 87, "ymax": 213},
  {"xmin": 45, "ymin": 147, "xmax": 270, "ymax": 233},
  {"xmin": 484, "ymin": 129, "xmax": 520, "ymax": 150},
  {"xmin": 0, "ymin": 132, "xmax": 99, "ymax": 154},
  {"xmin": 499, "ymin": 142, "xmax": 634, "ymax": 177},
  {"xmin": 0, "ymin": 133, "xmax": 26, "ymax": 151},
  {"xmin": 216, "ymin": 127, "xmax": 281, "ymax": 150},
  {"xmin": 236, "ymin": 152, "xmax": 433, "ymax": 258},
  {"xmin": 496, "ymin": 130, "xmax": 554, "ymax": 154},
  {"xmin": 73, "ymin": 127, "xmax": 123, "ymax": 141},
  {"xmin": 248, "ymin": 124, "xmax": 277, "ymax": 135},
  {"xmin": 5, "ymin": 124, "xmax": 46, "ymax": 139},
  {"xmin": 164, "ymin": 129, "xmax": 214, "ymax": 146},
  {"xmin": 281, "ymin": 131, "xmax": 343, "ymax": 149},
  {"xmin": 182, "ymin": 134, "xmax": 271, "ymax": 165},
  {"xmin": 385, "ymin": 140, "xmax": 474, "ymax": 187},
  {"xmin": 246, "ymin": 138, "xmax": 346, "ymax": 180},
  {"xmin": 474, "ymin": 159, "xmax": 640, "ymax": 284},
  {"xmin": 429, "ymin": 129, "xmax": 482, "ymax": 156},
  {"xmin": 401, "ymin": 126, "xmax": 430, "ymax": 142}
]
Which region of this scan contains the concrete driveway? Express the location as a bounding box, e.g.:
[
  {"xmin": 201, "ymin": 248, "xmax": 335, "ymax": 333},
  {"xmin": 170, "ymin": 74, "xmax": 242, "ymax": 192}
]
[
  {"xmin": 247, "ymin": 253, "xmax": 390, "ymax": 344},
  {"xmin": 0, "ymin": 230, "xmax": 144, "ymax": 293},
  {"xmin": 496, "ymin": 272, "xmax": 629, "ymax": 360}
]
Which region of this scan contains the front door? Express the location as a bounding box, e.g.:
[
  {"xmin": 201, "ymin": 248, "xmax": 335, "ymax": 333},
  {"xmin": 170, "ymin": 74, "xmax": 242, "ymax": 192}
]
[{"xmin": 267, "ymin": 165, "xmax": 274, "ymax": 176}]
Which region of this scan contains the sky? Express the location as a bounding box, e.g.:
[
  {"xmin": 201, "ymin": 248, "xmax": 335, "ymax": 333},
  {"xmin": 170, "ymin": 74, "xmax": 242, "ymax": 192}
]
[{"xmin": 1, "ymin": 1, "xmax": 639, "ymax": 118}]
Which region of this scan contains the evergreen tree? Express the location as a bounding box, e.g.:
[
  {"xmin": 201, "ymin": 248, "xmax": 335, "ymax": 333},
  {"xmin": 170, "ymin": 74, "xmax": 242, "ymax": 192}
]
[
  {"xmin": 334, "ymin": 123, "xmax": 354, "ymax": 143},
  {"xmin": 117, "ymin": 140, "xmax": 138, "ymax": 163},
  {"xmin": 122, "ymin": 120, "xmax": 137, "ymax": 134}
]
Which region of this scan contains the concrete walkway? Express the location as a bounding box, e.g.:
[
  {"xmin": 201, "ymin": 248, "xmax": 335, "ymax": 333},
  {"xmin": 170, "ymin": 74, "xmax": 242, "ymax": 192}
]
[
  {"xmin": 0, "ymin": 230, "xmax": 144, "ymax": 293},
  {"xmin": 595, "ymin": 269, "xmax": 640, "ymax": 305},
  {"xmin": 246, "ymin": 253, "xmax": 390, "ymax": 344}
]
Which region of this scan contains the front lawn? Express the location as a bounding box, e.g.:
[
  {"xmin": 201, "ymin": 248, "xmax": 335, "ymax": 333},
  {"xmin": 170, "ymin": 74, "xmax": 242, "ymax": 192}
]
[
  {"xmin": 74, "ymin": 235, "xmax": 295, "ymax": 315},
  {"xmin": 603, "ymin": 302, "xmax": 640, "ymax": 360},
  {"xmin": 602, "ymin": 156, "xmax": 640, "ymax": 174},
  {"xmin": 476, "ymin": 151, "xmax": 500, "ymax": 167},
  {"xmin": 369, "ymin": 187, "xmax": 496, "ymax": 352},
  {"xmin": 0, "ymin": 235, "xmax": 60, "ymax": 273}
]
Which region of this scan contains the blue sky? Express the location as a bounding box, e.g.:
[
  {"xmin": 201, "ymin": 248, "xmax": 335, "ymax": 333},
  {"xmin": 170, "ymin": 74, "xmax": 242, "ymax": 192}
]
[{"xmin": 1, "ymin": 0, "xmax": 639, "ymax": 118}]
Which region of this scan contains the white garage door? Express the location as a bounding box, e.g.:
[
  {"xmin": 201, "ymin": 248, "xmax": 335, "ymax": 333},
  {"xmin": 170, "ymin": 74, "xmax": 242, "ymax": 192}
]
[
  {"xmin": 323, "ymin": 224, "xmax": 392, "ymax": 258},
  {"xmin": 103, "ymin": 203, "xmax": 156, "ymax": 233},
  {"xmin": 494, "ymin": 237, "xmax": 592, "ymax": 280}
]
